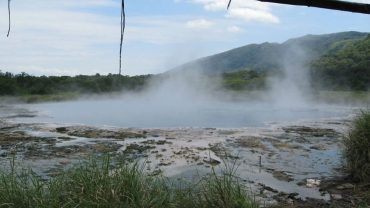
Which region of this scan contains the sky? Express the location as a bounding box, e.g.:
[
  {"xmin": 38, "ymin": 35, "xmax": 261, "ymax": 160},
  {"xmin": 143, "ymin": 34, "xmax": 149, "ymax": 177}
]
[{"xmin": 0, "ymin": 0, "xmax": 369, "ymax": 76}]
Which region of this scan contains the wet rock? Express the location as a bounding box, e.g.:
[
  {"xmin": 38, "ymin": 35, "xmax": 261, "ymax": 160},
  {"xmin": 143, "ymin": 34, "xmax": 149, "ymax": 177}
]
[
  {"xmin": 272, "ymin": 141, "xmax": 303, "ymax": 150},
  {"xmin": 57, "ymin": 136, "xmax": 74, "ymax": 141},
  {"xmin": 259, "ymin": 184, "xmax": 279, "ymax": 193},
  {"xmin": 310, "ymin": 144, "xmax": 327, "ymax": 150},
  {"xmin": 330, "ymin": 193, "xmax": 342, "ymax": 200},
  {"xmin": 0, "ymin": 150, "xmax": 7, "ymax": 157},
  {"xmin": 203, "ymin": 158, "xmax": 221, "ymax": 166},
  {"xmin": 272, "ymin": 170, "xmax": 294, "ymax": 182},
  {"xmin": 236, "ymin": 136, "xmax": 267, "ymax": 150},
  {"xmin": 219, "ymin": 130, "xmax": 238, "ymax": 135},
  {"xmin": 196, "ymin": 147, "xmax": 208, "ymax": 151},
  {"xmin": 56, "ymin": 127, "xmax": 67, "ymax": 133},
  {"xmin": 148, "ymin": 169, "xmax": 162, "ymax": 176},
  {"xmin": 124, "ymin": 144, "xmax": 154, "ymax": 153},
  {"xmin": 336, "ymin": 183, "xmax": 355, "ymax": 190},
  {"xmin": 92, "ymin": 142, "xmax": 122, "ymax": 153},
  {"xmin": 296, "ymin": 180, "xmax": 306, "ymax": 186},
  {"xmin": 282, "ymin": 126, "xmax": 338, "ymax": 138},
  {"xmin": 62, "ymin": 127, "xmax": 146, "ymax": 139},
  {"xmin": 165, "ymin": 137, "xmax": 175, "ymax": 140},
  {"xmin": 159, "ymin": 161, "xmax": 172, "ymax": 166},
  {"xmin": 287, "ymin": 192, "xmax": 299, "ymax": 199},
  {"xmin": 156, "ymin": 140, "xmax": 167, "ymax": 145},
  {"xmin": 306, "ymin": 179, "xmax": 321, "ymax": 188},
  {"xmin": 142, "ymin": 140, "xmax": 171, "ymax": 145},
  {"xmin": 59, "ymin": 160, "xmax": 70, "ymax": 165},
  {"xmin": 0, "ymin": 132, "xmax": 36, "ymax": 145}
]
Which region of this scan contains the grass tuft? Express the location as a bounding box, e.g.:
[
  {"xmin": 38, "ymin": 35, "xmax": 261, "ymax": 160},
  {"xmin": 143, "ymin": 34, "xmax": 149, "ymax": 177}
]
[
  {"xmin": 344, "ymin": 110, "xmax": 370, "ymax": 183},
  {"xmin": 0, "ymin": 156, "xmax": 258, "ymax": 208}
]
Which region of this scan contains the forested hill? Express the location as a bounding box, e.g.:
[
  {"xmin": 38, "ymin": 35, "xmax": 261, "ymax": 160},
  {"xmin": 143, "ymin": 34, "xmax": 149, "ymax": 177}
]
[
  {"xmin": 170, "ymin": 31, "xmax": 368, "ymax": 74},
  {"xmin": 310, "ymin": 35, "xmax": 370, "ymax": 90}
]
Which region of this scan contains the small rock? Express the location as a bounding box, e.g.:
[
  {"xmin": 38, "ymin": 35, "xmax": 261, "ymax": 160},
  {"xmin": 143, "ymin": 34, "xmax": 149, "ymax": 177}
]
[
  {"xmin": 336, "ymin": 183, "xmax": 354, "ymax": 190},
  {"xmin": 272, "ymin": 171, "xmax": 293, "ymax": 182},
  {"xmin": 203, "ymin": 158, "xmax": 221, "ymax": 166},
  {"xmin": 56, "ymin": 127, "xmax": 67, "ymax": 133},
  {"xmin": 59, "ymin": 160, "xmax": 70, "ymax": 165},
  {"xmin": 287, "ymin": 198, "xmax": 294, "ymax": 204},
  {"xmin": 306, "ymin": 179, "xmax": 321, "ymax": 188},
  {"xmin": 330, "ymin": 194, "xmax": 342, "ymax": 200},
  {"xmin": 288, "ymin": 193, "xmax": 299, "ymax": 199}
]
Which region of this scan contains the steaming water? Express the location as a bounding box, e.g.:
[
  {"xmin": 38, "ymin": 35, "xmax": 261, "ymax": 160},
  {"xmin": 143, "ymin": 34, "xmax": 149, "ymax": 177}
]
[{"xmin": 19, "ymin": 98, "xmax": 353, "ymax": 128}]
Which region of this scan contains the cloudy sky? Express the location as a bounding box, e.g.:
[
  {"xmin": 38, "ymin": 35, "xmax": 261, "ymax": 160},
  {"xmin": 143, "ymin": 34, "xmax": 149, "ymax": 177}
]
[{"xmin": 0, "ymin": 0, "xmax": 369, "ymax": 76}]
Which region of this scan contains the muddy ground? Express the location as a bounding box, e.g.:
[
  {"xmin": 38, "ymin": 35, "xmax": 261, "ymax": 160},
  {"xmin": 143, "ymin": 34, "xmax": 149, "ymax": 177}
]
[{"xmin": 0, "ymin": 104, "xmax": 368, "ymax": 207}]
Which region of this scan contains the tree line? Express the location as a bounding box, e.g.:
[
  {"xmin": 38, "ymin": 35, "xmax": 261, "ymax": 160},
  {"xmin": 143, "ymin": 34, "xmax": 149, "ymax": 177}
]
[{"xmin": 0, "ymin": 72, "xmax": 151, "ymax": 96}]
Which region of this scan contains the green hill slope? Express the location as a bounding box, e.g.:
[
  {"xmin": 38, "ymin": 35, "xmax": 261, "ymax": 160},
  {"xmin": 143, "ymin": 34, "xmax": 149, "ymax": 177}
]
[
  {"xmin": 171, "ymin": 31, "xmax": 368, "ymax": 74},
  {"xmin": 310, "ymin": 35, "xmax": 370, "ymax": 90}
]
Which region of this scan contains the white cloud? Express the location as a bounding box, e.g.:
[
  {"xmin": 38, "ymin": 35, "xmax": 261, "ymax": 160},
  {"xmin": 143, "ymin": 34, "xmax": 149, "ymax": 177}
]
[
  {"xmin": 189, "ymin": 0, "xmax": 279, "ymax": 23},
  {"xmin": 227, "ymin": 25, "xmax": 241, "ymax": 33},
  {"xmin": 227, "ymin": 7, "xmax": 279, "ymax": 23},
  {"xmin": 186, "ymin": 18, "xmax": 214, "ymax": 29}
]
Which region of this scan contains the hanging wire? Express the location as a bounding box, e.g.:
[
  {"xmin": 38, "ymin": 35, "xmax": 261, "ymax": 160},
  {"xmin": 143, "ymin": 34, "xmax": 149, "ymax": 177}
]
[
  {"xmin": 227, "ymin": 0, "xmax": 232, "ymax": 9},
  {"xmin": 119, "ymin": 0, "xmax": 125, "ymax": 75},
  {"xmin": 7, "ymin": 0, "xmax": 11, "ymax": 37}
]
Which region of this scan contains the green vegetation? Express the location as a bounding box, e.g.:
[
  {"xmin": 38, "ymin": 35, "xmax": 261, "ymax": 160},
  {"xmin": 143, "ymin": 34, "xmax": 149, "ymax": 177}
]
[
  {"xmin": 0, "ymin": 72, "xmax": 151, "ymax": 96},
  {"xmin": 344, "ymin": 110, "xmax": 370, "ymax": 183},
  {"xmin": 222, "ymin": 70, "xmax": 266, "ymax": 91},
  {"xmin": 310, "ymin": 35, "xmax": 370, "ymax": 91},
  {"xmin": 0, "ymin": 157, "xmax": 258, "ymax": 208}
]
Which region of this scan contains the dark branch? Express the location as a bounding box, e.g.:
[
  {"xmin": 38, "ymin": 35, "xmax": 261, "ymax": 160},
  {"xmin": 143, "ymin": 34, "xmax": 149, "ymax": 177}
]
[
  {"xmin": 7, "ymin": 0, "xmax": 11, "ymax": 37},
  {"xmin": 227, "ymin": 0, "xmax": 232, "ymax": 9},
  {"xmin": 119, "ymin": 0, "xmax": 126, "ymax": 75},
  {"xmin": 228, "ymin": 0, "xmax": 370, "ymax": 14}
]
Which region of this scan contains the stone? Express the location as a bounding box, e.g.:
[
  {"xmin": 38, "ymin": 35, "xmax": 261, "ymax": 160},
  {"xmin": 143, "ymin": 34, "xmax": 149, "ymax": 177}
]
[
  {"xmin": 203, "ymin": 158, "xmax": 221, "ymax": 166},
  {"xmin": 330, "ymin": 194, "xmax": 342, "ymax": 200},
  {"xmin": 336, "ymin": 183, "xmax": 355, "ymax": 190}
]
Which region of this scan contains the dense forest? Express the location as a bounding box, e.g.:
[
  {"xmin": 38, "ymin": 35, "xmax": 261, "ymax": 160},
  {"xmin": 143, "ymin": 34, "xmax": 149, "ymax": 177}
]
[
  {"xmin": 0, "ymin": 72, "xmax": 151, "ymax": 96},
  {"xmin": 310, "ymin": 35, "xmax": 370, "ymax": 91}
]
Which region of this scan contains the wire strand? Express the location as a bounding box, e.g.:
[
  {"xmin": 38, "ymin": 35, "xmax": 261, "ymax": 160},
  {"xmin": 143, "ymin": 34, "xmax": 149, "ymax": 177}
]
[
  {"xmin": 7, "ymin": 0, "xmax": 11, "ymax": 37},
  {"xmin": 119, "ymin": 0, "xmax": 125, "ymax": 75}
]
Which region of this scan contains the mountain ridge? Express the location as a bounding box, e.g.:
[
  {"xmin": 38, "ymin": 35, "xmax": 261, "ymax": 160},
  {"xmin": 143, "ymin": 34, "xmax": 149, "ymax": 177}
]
[{"xmin": 169, "ymin": 31, "xmax": 369, "ymax": 74}]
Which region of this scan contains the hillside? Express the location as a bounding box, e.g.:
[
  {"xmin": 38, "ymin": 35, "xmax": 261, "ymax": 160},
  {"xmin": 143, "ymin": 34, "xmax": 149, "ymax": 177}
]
[
  {"xmin": 170, "ymin": 31, "xmax": 368, "ymax": 74},
  {"xmin": 310, "ymin": 35, "xmax": 370, "ymax": 90}
]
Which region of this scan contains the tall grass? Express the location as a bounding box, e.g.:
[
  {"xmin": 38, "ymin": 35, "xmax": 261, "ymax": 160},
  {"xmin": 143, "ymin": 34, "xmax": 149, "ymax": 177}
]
[
  {"xmin": 344, "ymin": 110, "xmax": 370, "ymax": 183},
  {"xmin": 0, "ymin": 157, "xmax": 258, "ymax": 208}
]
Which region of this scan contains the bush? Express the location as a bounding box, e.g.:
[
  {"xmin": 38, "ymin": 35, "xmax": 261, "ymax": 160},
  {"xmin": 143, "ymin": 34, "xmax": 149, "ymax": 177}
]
[
  {"xmin": 344, "ymin": 110, "xmax": 370, "ymax": 182},
  {"xmin": 0, "ymin": 157, "xmax": 258, "ymax": 208}
]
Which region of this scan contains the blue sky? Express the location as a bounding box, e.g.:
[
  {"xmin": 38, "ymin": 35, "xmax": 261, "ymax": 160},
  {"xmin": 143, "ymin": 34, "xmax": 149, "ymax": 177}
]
[{"xmin": 0, "ymin": 0, "xmax": 369, "ymax": 76}]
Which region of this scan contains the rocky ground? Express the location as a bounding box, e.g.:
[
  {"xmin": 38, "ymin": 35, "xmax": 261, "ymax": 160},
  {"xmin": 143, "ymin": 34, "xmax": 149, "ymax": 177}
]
[{"xmin": 0, "ymin": 104, "xmax": 368, "ymax": 207}]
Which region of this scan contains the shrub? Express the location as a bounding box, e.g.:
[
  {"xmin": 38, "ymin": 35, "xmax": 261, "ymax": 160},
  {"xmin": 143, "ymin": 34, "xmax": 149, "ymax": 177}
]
[{"xmin": 344, "ymin": 110, "xmax": 370, "ymax": 182}]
